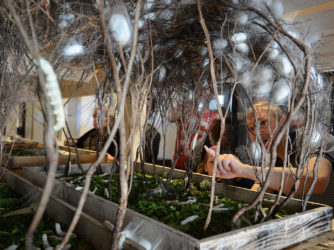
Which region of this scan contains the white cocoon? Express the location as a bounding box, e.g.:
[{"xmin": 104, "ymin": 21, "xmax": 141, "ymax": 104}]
[
  {"xmin": 277, "ymin": 55, "xmax": 293, "ymax": 76},
  {"xmin": 159, "ymin": 65, "xmax": 166, "ymax": 82},
  {"xmin": 213, "ymin": 38, "xmax": 228, "ymax": 50},
  {"xmin": 109, "ymin": 13, "xmax": 132, "ymax": 46},
  {"xmin": 160, "ymin": 9, "xmax": 174, "ymax": 20},
  {"xmin": 317, "ymin": 73, "xmax": 324, "ymax": 89},
  {"xmin": 282, "ymin": 55, "xmax": 293, "ymax": 75},
  {"xmin": 238, "ymin": 12, "xmax": 248, "ymax": 24},
  {"xmin": 63, "ymin": 42, "xmax": 84, "ymax": 57},
  {"xmin": 256, "ymin": 67, "xmax": 273, "ymax": 82},
  {"xmin": 311, "ymin": 129, "xmax": 321, "ymax": 145},
  {"xmin": 268, "ymin": 48, "xmax": 279, "ymax": 60},
  {"xmin": 310, "ymin": 66, "xmax": 317, "ymax": 80},
  {"xmin": 268, "ymin": 0, "xmax": 284, "ymax": 17},
  {"xmin": 138, "ymin": 19, "xmax": 145, "ymax": 28},
  {"xmin": 255, "ymin": 80, "xmax": 272, "ymax": 97},
  {"xmin": 201, "ymin": 46, "xmax": 208, "ymax": 56},
  {"xmin": 235, "ymin": 57, "xmax": 244, "ymax": 71},
  {"xmin": 188, "ymin": 91, "xmax": 193, "ymax": 100},
  {"xmin": 236, "ymin": 43, "xmax": 249, "ymax": 54},
  {"xmin": 249, "ymin": 141, "xmax": 262, "ymax": 161},
  {"xmin": 144, "ymin": 0, "xmax": 154, "ymax": 11},
  {"xmin": 271, "ymin": 79, "xmax": 291, "ymax": 104},
  {"xmin": 143, "ymin": 12, "xmax": 156, "ymax": 20},
  {"xmin": 231, "ymin": 32, "xmax": 247, "ymax": 43},
  {"xmin": 240, "ymin": 72, "xmax": 252, "ymax": 88},
  {"xmin": 203, "ymin": 58, "xmax": 209, "ymax": 67}
]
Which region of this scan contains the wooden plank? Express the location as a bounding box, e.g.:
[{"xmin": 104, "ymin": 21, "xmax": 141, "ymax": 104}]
[
  {"xmin": 282, "ymin": 1, "xmax": 334, "ymax": 21},
  {"xmin": 199, "ymin": 207, "xmax": 332, "ymax": 249},
  {"xmin": 3, "ymin": 146, "xmax": 107, "ymax": 169}
]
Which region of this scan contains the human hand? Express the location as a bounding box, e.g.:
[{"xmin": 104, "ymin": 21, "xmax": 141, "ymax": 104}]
[
  {"xmin": 204, "ymin": 146, "xmax": 246, "ymax": 179},
  {"xmin": 106, "ymin": 153, "xmax": 115, "ymax": 162}
]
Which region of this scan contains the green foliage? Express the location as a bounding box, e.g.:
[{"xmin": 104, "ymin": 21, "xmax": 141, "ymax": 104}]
[
  {"xmin": 0, "ymin": 184, "xmax": 93, "ymax": 249},
  {"xmin": 65, "ymin": 172, "xmax": 291, "ymax": 239}
]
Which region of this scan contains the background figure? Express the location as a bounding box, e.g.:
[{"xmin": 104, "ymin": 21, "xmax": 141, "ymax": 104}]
[
  {"xmin": 144, "ymin": 125, "xmax": 160, "ymax": 164},
  {"xmin": 205, "ymin": 101, "xmax": 334, "ymax": 195},
  {"xmin": 144, "ymin": 97, "xmax": 161, "ymax": 164},
  {"xmin": 195, "ymin": 117, "xmax": 254, "ymax": 189},
  {"xmin": 168, "ymin": 102, "xmax": 216, "ymax": 170},
  {"xmin": 76, "ymin": 106, "xmax": 120, "ymax": 162}
]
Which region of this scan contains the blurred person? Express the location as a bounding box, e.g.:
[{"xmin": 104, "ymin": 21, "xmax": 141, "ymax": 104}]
[
  {"xmin": 168, "ymin": 102, "xmax": 216, "ymax": 170},
  {"xmin": 144, "ymin": 97, "xmax": 161, "ymax": 164},
  {"xmin": 76, "ymin": 106, "xmax": 120, "ymax": 162},
  {"xmin": 204, "ymin": 101, "xmax": 334, "ymax": 195}
]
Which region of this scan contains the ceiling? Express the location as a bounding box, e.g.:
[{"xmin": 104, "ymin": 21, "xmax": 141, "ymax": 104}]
[{"xmin": 281, "ymin": 0, "xmax": 334, "ymax": 72}]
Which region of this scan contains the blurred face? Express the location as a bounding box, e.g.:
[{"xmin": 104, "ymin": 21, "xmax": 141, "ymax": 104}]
[
  {"xmin": 204, "ymin": 153, "xmax": 215, "ymax": 176},
  {"xmin": 246, "ymin": 108, "xmax": 284, "ymax": 149}
]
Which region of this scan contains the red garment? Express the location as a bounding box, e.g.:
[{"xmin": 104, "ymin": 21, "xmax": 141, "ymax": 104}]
[{"xmin": 173, "ymin": 110, "xmax": 216, "ymax": 170}]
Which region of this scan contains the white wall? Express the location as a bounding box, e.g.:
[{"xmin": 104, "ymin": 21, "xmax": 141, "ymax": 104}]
[
  {"xmin": 157, "ymin": 122, "xmax": 177, "ymax": 160},
  {"xmin": 23, "ymin": 95, "xmax": 177, "ymax": 160}
]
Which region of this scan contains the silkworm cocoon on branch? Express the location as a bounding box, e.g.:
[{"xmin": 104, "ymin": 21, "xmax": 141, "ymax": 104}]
[
  {"xmin": 281, "ymin": 55, "xmax": 293, "ymax": 75},
  {"xmin": 63, "ymin": 41, "xmax": 84, "ymax": 57},
  {"xmin": 159, "ymin": 65, "xmax": 166, "ymax": 82},
  {"xmin": 271, "ymin": 79, "xmax": 291, "ymax": 104},
  {"xmin": 231, "ymin": 32, "xmax": 247, "ymax": 43},
  {"xmin": 268, "ymin": 0, "xmax": 284, "ymax": 17},
  {"xmin": 249, "ymin": 141, "xmax": 261, "ymax": 161},
  {"xmin": 268, "ymin": 48, "xmax": 279, "ymax": 60},
  {"xmin": 311, "ymin": 129, "xmax": 322, "ymax": 145},
  {"xmin": 236, "ymin": 43, "xmax": 249, "ymax": 54},
  {"xmin": 35, "ymin": 57, "xmax": 65, "ymax": 132},
  {"xmin": 213, "ymin": 38, "xmax": 227, "ymax": 50},
  {"xmin": 108, "ymin": 13, "xmax": 132, "ymax": 46},
  {"xmin": 255, "ymin": 80, "xmax": 272, "ymax": 97},
  {"xmin": 237, "ymin": 12, "xmax": 248, "ymax": 24}
]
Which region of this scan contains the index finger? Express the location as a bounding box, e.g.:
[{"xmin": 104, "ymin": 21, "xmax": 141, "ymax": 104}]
[{"xmin": 204, "ymin": 145, "xmax": 216, "ymax": 157}]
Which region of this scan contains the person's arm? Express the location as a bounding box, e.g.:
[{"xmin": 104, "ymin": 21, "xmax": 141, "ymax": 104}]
[{"xmin": 204, "ymin": 146, "xmax": 331, "ymax": 195}]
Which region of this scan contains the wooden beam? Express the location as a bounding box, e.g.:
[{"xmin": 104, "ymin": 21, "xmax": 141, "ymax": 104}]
[
  {"xmin": 60, "ymin": 67, "xmax": 106, "ymax": 98},
  {"xmin": 283, "ymin": 1, "xmax": 334, "ymax": 21}
]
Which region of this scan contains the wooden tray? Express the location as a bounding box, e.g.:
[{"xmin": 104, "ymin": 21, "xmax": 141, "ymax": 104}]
[
  {"xmin": 2, "ymin": 146, "xmax": 107, "ymax": 169},
  {"xmin": 20, "ymin": 163, "xmax": 333, "ymax": 250},
  {"xmin": 1, "ymin": 168, "xmax": 149, "ymax": 250}
]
